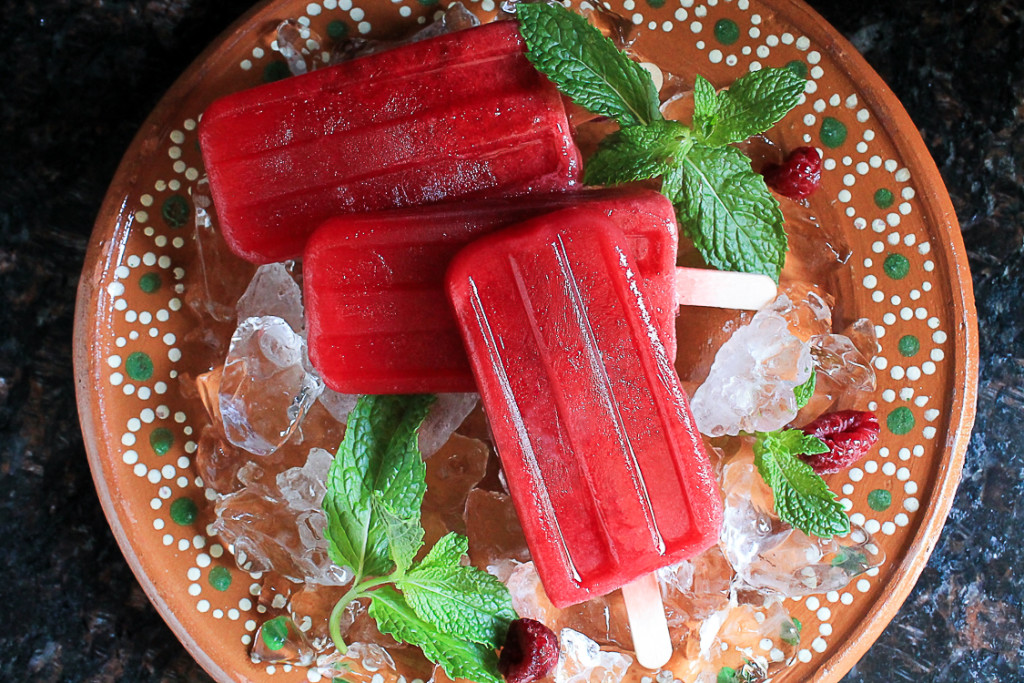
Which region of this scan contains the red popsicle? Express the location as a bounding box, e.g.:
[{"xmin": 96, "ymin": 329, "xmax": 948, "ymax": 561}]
[
  {"xmin": 446, "ymin": 208, "xmax": 723, "ymax": 622},
  {"xmin": 199, "ymin": 21, "xmax": 581, "ymax": 264},
  {"xmin": 304, "ymin": 188, "xmax": 679, "ymax": 394}
]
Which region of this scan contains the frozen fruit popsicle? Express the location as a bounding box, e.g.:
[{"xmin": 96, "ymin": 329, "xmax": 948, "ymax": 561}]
[
  {"xmin": 304, "ymin": 188, "xmax": 679, "ymax": 394},
  {"xmin": 199, "ymin": 21, "xmax": 582, "ymax": 264},
  {"xmin": 446, "ymin": 208, "xmax": 723, "ymax": 667}
]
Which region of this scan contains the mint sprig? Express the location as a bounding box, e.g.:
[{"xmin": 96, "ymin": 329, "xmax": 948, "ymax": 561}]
[
  {"xmin": 793, "ymin": 369, "xmax": 817, "ymax": 409},
  {"xmin": 517, "ymin": 3, "xmax": 805, "ymax": 282},
  {"xmin": 322, "ymin": 395, "xmax": 516, "ymax": 683},
  {"xmin": 517, "ymin": 2, "xmax": 661, "ymax": 127},
  {"xmin": 753, "ymin": 429, "xmax": 850, "ymax": 538}
]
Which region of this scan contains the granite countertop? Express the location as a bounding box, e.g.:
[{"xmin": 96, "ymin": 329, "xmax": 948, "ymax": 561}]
[{"xmin": 1, "ymin": 0, "xmax": 1021, "ymax": 680}]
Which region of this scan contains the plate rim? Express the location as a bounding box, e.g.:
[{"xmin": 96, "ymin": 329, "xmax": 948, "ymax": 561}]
[{"xmin": 73, "ymin": 0, "xmax": 980, "ymax": 681}]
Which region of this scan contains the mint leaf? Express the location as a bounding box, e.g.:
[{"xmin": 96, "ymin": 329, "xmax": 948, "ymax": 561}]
[
  {"xmin": 697, "ymin": 68, "xmax": 806, "ymax": 147},
  {"xmin": 374, "ymin": 493, "xmax": 424, "ymax": 576},
  {"xmin": 794, "ymin": 369, "xmax": 817, "ymax": 409},
  {"xmin": 517, "ymin": 2, "xmax": 661, "ymax": 127},
  {"xmin": 754, "ymin": 429, "xmax": 849, "ymax": 538},
  {"xmin": 369, "ymin": 586, "xmax": 503, "ymax": 683},
  {"xmin": 323, "ymin": 394, "xmax": 434, "ymax": 580},
  {"xmin": 417, "ymin": 532, "xmax": 469, "ymax": 570},
  {"xmin": 692, "ymin": 74, "xmax": 719, "ymax": 139},
  {"xmin": 584, "ymin": 120, "xmax": 692, "ymax": 186},
  {"xmin": 399, "ymin": 563, "xmax": 516, "ymax": 648},
  {"xmin": 666, "ymin": 143, "xmax": 787, "ymax": 281}
]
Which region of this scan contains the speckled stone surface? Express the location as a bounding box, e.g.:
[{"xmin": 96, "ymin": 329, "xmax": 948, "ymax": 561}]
[{"xmin": 0, "ymin": 0, "xmax": 1020, "ymax": 681}]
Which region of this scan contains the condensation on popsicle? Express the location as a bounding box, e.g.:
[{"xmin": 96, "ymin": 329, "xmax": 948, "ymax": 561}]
[
  {"xmin": 199, "ymin": 21, "xmax": 582, "ymax": 264},
  {"xmin": 446, "ymin": 208, "xmax": 724, "ymax": 609},
  {"xmin": 304, "ymin": 189, "xmax": 678, "ymax": 394}
]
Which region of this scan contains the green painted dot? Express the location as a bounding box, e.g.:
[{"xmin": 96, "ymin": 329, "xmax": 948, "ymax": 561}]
[
  {"xmin": 819, "ymin": 116, "xmax": 848, "ymax": 148},
  {"xmin": 867, "ymin": 489, "xmax": 892, "ymax": 512},
  {"xmin": 416, "ymin": 0, "xmax": 439, "ymax": 6},
  {"xmin": 326, "ymin": 20, "xmax": 348, "ymax": 39},
  {"xmin": 149, "ymin": 427, "xmax": 174, "ymax": 456},
  {"xmin": 714, "ymin": 19, "xmax": 740, "ymax": 45},
  {"xmin": 887, "ymin": 406, "xmax": 915, "ymax": 435},
  {"xmin": 785, "ymin": 59, "xmax": 808, "ymax": 79},
  {"xmin": 138, "ymin": 272, "xmax": 161, "ymax": 293},
  {"xmin": 161, "ymin": 195, "xmax": 190, "ymax": 229},
  {"xmin": 261, "ymin": 616, "xmax": 291, "ymax": 651},
  {"xmin": 169, "ymin": 497, "xmax": 198, "ymax": 526},
  {"xmin": 874, "ymin": 187, "xmax": 895, "ymax": 209},
  {"xmin": 125, "ymin": 352, "xmax": 153, "ymax": 381},
  {"xmin": 645, "ymin": 0, "xmax": 666, "ymax": 6},
  {"xmin": 263, "ymin": 60, "xmax": 290, "ymax": 83},
  {"xmin": 717, "ymin": 667, "xmax": 737, "ymax": 683},
  {"xmin": 208, "ymin": 566, "xmax": 232, "ymax": 592},
  {"xmin": 780, "ymin": 616, "xmax": 802, "ymax": 646},
  {"xmin": 898, "ymin": 335, "xmax": 921, "ymax": 357},
  {"xmin": 883, "ymin": 253, "xmax": 910, "ymax": 280}
]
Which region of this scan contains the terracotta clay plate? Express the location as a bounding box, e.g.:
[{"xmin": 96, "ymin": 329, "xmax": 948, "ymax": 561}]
[{"xmin": 75, "ymin": 0, "xmax": 978, "ymax": 681}]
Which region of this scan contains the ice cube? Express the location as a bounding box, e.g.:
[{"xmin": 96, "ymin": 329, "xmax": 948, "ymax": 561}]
[
  {"xmin": 719, "ymin": 446, "xmax": 884, "ymax": 597},
  {"xmin": 691, "ymin": 294, "xmax": 814, "ymax": 436},
  {"xmin": 419, "ymin": 393, "xmax": 479, "ymax": 458},
  {"xmin": 504, "ymin": 563, "xmax": 631, "ymax": 649},
  {"xmin": 275, "ymin": 19, "xmax": 328, "ymax": 76},
  {"xmin": 682, "ymin": 601, "xmax": 798, "ymax": 680},
  {"xmin": 422, "ymin": 434, "xmax": 489, "ymax": 543},
  {"xmin": 657, "ymin": 547, "xmax": 731, "ymax": 629},
  {"xmin": 211, "ymin": 447, "xmax": 351, "ymax": 586},
  {"xmin": 188, "ymin": 176, "xmax": 257, "ymax": 323},
  {"xmin": 194, "ymin": 424, "xmax": 249, "ymax": 494},
  {"xmin": 318, "ymin": 387, "xmax": 360, "ymax": 424},
  {"xmin": 219, "ymin": 316, "xmax": 324, "ymax": 456},
  {"xmin": 465, "ymin": 489, "xmax": 531, "ymax": 571},
  {"xmin": 315, "ymin": 641, "xmax": 432, "ymax": 683},
  {"xmin": 236, "ymin": 263, "xmax": 305, "ymax": 334},
  {"xmin": 555, "ymin": 629, "xmax": 633, "ymax": 683},
  {"xmin": 251, "ymin": 615, "xmax": 316, "ymax": 666}
]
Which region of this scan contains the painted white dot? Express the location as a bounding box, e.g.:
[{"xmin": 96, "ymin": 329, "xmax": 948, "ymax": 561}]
[
  {"xmin": 188, "ymin": 583, "xmax": 202, "ymax": 596},
  {"xmin": 842, "ymin": 483, "xmax": 854, "ymax": 495},
  {"xmin": 798, "ymin": 650, "xmax": 812, "ymax": 663},
  {"xmin": 899, "ymin": 447, "xmax": 911, "ymax": 461},
  {"xmin": 709, "ymin": 49, "xmax": 723, "ymax": 63},
  {"xmin": 882, "ymin": 521, "xmax": 897, "ymax": 535},
  {"xmin": 923, "ymin": 426, "xmax": 937, "ymax": 439},
  {"xmin": 691, "ymin": 20, "xmax": 703, "ymax": 33},
  {"xmin": 905, "ymin": 497, "xmax": 920, "ymax": 512},
  {"xmin": 820, "ymin": 623, "xmax": 834, "ymax": 636},
  {"xmin": 817, "ymin": 607, "xmax": 831, "ymax": 621},
  {"xmin": 812, "ymin": 637, "xmax": 827, "ymax": 653},
  {"xmin": 826, "ymin": 591, "xmax": 839, "ymax": 603},
  {"xmin": 865, "ymin": 460, "xmax": 879, "ymax": 474},
  {"xmin": 882, "ymin": 462, "xmax": 897, "ymax": 476},
  {"xmin": 851, "ymin": 512, "xmax": 866, "ymax": 526},
  {"xmin": 841, "ymin": 592, "xmax": 854, "ymax": 605},
  {"xmin": 759, "ymin": 638, "xmax": 774, "ymax": 652},
  {"xmin": 895, "ymin": 513, "xmax": 910, "ymax": 527},
  {"xmin": 196, "ymin": 553, "xmax": 212, "ymax": 568},
  {"xmin": 849, "ymin": 468, "xmax": 864, "ymax": 482},
  {"xmin": 907, "ymin": 366, "xmax": 922, "ymax": 381},
  {"xmin": 857, "ymin": 579, "xmax": 871, "ymax": 593},
  {"xmin": 874, "ymin": 356, "xmax": 888, "ymax": 370}
]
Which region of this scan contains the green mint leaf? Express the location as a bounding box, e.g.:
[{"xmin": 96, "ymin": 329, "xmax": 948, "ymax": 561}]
[
  {"xmin": 754, "ymin": 429, "xmax": 849, "ymax": 538},
  {"xmin": 369, "ymin": 586, "xmax": 503, "ymax": 683},
  {"xmin": 399, "ymin": 562, "xmax": 516, "ymax": 649},
  {"xmin": 780, "ymin": 617, "xmax": 802, "ymax": 646},
  {"xmin": 374, "ymin": 493, "xmax": 424, "ymax": 576},
  {"xmin": 793, "ymin": 369, "xmax": 817, "ymax": 409},
  {"xmin": 584, "ymin": 120, "xmax": 692, "ymax": 186},
  {"xmin": 692, "ymin": 74, "xmax": 719, "ymax": 139},
  {"xmin": 417, "ymin": 532, "xmax": 469, "ymax": 570},
  {"xmin": 666, "ymin": 143, "xmax": 787, "ymax": 282},
  {"xmin": 697, "ymin": 67, "xmax": 806, "ymax": 147},
  {"xmin": 323, "ymin": 394, "xmax": 435, "ymax": 579},
  {"xmin": 517, "ymin": 2, "xmax": 661, "ymax": 127}
]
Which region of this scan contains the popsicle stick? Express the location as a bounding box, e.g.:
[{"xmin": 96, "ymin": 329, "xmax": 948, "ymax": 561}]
[
  {"xmin": 621, "ymin": 572, "xmax": 673, "ymax": 670},
  {"xmin": 675, "ymin": 266, "xmax": 778, "ymax": 311}
]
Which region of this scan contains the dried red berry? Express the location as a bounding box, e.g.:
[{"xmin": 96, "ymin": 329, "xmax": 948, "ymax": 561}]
[
  {"xmin": 762, "ymin": 146, "xmax": 822, "ymax": 200},
  {"xmin": 498, "ymin": 618, "xmax": 559, "ymax": 683},
  {"xmin": 800, "ymin": 410, "xmax": 880, "ymax": 474}
]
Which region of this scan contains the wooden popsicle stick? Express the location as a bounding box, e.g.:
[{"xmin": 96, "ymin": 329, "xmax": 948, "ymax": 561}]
[
  {"xmin": 621, "ymin": 572, "xmax": 673, "ymax": 670},
  {"xmin": 674, "ymin": 267, "xmax": 778, "ymax": 311}
]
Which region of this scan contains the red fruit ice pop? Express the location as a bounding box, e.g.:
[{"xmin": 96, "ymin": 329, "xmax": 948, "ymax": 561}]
[
  {"xmin": 304, "ymin": 188, "xmax": 679, "ymax": 394},
  {"xmin": 199, "ymin": 21, "xmax": 582, "ymax": 264},
  {"xmin": 446, "ymin": 208, "xmax": 724, "ymax": 668}
]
